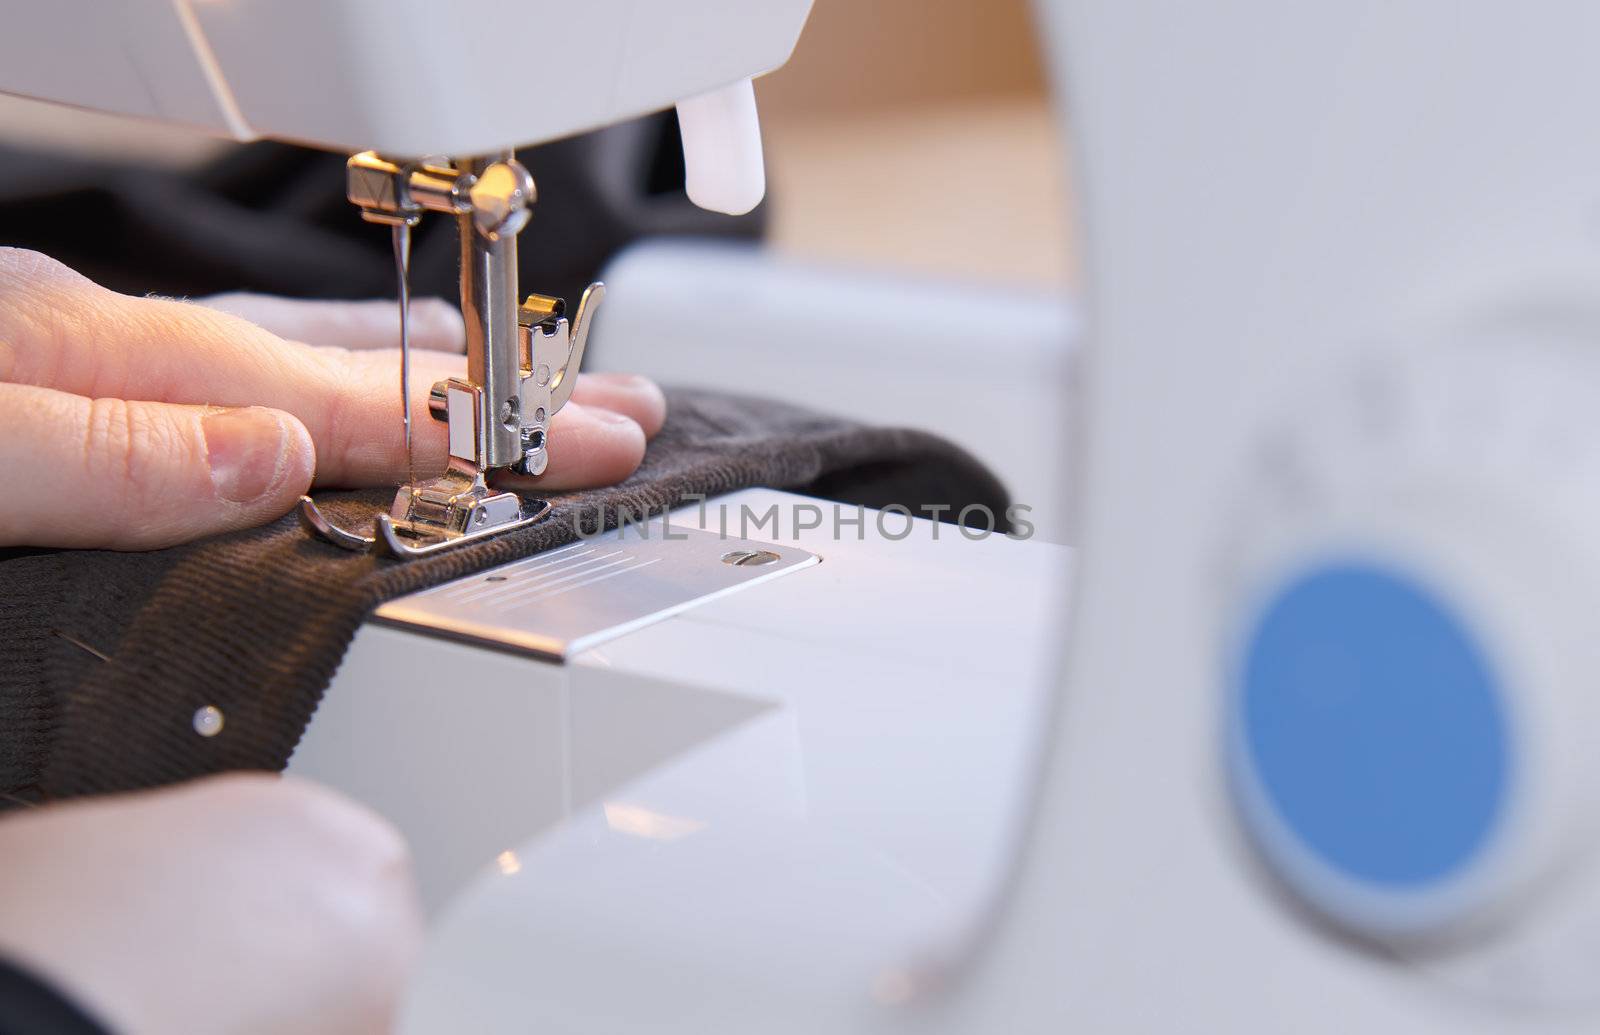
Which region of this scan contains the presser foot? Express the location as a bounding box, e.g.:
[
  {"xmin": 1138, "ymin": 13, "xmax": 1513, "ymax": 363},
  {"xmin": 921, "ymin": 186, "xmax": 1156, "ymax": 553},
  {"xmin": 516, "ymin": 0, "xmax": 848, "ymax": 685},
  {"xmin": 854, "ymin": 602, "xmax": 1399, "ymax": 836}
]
[{"xmin": 297, "ymin": 474, "xmax": 552, "ymax": 560}]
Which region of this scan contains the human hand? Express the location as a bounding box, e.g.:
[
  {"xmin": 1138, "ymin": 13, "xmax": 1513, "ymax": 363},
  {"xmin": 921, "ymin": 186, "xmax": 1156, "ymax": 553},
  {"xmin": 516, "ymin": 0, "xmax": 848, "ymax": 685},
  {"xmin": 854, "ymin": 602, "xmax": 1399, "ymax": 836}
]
[
  {"xmin": 0, "ymin": 773, "xmax": 422, "ymax": 1035},
  {"xmin": 0, "ymin": 248, "xmax": 667, "ymax": 549}
]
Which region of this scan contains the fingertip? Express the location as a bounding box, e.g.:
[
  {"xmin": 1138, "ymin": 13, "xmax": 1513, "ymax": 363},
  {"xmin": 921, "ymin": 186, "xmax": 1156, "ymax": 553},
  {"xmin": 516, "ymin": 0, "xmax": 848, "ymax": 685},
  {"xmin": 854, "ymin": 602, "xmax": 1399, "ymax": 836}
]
[
  {"xmin": 568, "ymin": 372, "xmax": 668, "ymax": 437},
  {"xmin": 631, "ymin": 376, "xmax": 668, "ymax": 437},
  {"xmin": 277, "ymin": 410, "xmax": 318, "ymax": 498},
  {"xmin": 202, "ymin": 406, "xmax": 314, "ymax": 511},
  {"xmin": 559, "ymin": 405, "xmax": 647, "ymax": 488}
]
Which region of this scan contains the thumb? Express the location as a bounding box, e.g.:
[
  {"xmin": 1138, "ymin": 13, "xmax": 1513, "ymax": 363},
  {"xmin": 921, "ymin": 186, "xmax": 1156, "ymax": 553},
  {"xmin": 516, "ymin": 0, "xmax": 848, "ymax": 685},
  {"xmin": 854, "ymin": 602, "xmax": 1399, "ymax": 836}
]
[{"xmin": 0, "ymin": 382, "xmax": 315, "ymax": 550}]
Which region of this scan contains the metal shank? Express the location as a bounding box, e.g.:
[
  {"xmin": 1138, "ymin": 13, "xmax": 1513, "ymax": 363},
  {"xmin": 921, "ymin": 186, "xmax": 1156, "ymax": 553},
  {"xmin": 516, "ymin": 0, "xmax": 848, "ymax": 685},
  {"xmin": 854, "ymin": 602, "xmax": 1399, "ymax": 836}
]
[{"xmin": 459, "ymin": 152, "xmax": 526, "ymax": 472}]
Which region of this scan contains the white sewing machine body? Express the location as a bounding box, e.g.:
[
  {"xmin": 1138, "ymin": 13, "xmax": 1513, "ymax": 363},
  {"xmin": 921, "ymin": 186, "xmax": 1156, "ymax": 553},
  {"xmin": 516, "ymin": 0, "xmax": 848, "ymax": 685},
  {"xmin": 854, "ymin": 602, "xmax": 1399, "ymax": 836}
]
[
  {"xmin": 0, "ymin": 0, "xmax": 809, "ymax": 159},
  {"xmin": 289, "ymin": 488, "xmax": 1066, "ymax": 1009},
  {"xmin": 14, "ymin": 0, "xmax": 1600, "ymax": 1031},
  {"xmin": 969, "ymin": 4, "xmax": 1600, "ymax": 1032}
]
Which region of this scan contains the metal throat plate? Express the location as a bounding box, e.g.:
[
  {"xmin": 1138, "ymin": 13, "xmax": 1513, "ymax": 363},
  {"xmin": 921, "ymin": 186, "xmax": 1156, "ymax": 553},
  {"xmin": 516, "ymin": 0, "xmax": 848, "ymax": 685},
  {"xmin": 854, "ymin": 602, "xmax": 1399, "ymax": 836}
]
[{"xmin": 371, "ymin": 522, "xmax": 819, "ymax": 661}]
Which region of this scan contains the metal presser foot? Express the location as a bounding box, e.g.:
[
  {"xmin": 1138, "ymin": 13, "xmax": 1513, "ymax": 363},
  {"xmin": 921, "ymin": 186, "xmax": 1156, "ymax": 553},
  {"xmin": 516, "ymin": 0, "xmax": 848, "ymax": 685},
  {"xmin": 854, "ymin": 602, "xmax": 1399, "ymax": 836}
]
[
  {"xmin": 298, "ymin": 484, "xmax": 553, "ymax": 560},
  {"xmin": 299, "ymin": 151, "xmax": 603, "ymax": 560}
]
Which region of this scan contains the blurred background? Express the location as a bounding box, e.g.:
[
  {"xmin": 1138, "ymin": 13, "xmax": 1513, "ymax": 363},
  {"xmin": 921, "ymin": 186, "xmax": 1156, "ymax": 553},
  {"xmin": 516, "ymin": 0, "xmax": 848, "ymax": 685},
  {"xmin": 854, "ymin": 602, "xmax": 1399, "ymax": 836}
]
[{"xmin": 755, "ymin": 0, "xmax": 1072, "ymax": 288}]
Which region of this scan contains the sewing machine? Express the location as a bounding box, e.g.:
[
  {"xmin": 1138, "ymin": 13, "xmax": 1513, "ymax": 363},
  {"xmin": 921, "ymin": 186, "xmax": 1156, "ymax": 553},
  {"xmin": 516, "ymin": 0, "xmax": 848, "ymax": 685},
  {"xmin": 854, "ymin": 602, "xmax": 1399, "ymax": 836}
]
[{"xmin": 10, "ymin": 1, "xmax": 1600, "ymax": 1032}]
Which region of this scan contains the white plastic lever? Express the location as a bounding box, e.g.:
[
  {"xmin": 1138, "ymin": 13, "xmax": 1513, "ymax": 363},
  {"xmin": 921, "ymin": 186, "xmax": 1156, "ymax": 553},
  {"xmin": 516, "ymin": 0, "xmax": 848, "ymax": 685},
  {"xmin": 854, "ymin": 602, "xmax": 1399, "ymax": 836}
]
[{"xmin": 675, "ymin": 78, "xmax": 766, "ymax": 216}]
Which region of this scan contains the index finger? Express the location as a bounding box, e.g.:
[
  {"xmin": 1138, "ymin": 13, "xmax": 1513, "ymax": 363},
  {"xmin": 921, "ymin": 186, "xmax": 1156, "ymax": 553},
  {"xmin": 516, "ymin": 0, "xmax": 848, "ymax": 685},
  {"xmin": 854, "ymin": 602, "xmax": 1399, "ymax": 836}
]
[{"xmin": 0, "ymin": 251, "xmax": 654, "ymax": 491}]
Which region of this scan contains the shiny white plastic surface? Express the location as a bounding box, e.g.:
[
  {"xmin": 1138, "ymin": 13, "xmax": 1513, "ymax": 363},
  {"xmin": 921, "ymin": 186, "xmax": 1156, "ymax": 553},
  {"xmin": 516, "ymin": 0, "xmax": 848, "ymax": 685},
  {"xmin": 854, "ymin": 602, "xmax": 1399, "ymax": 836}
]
[
  {"xmin": 0, "ymin": 0, "xmax": 812, "ymax": 158},
  {"xmin": 933, "ymin": 3, "xmax": 1600, "ymax": 1033},
  {"xmin": 391, "ymin": 489, "xmax": 1067, "ymax": 1031},
  {"xmin": 0, "ymin": 1, "xmax": 245, "ymax": 137},
  {"xmin": 676, "ymin": 79, "xmax": 766, "ymax": 216},
  {"xmin": 592, "ymin": 242, "xmax": 1078, "ymax": 542}
]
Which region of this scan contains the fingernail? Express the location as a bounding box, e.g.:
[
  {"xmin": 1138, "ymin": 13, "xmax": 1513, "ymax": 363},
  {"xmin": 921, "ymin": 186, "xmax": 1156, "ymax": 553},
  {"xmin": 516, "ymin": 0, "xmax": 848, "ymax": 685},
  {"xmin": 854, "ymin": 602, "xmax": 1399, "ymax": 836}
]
[{"xmin": 204, "ymin": 407, "xmax": 288, "ymax": 503}]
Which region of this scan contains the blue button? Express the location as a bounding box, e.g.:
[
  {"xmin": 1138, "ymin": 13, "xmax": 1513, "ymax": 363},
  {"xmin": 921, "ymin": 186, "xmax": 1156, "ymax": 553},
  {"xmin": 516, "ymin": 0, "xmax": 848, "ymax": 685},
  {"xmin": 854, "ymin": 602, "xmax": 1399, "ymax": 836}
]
[{"xmin": 1234, "ymin": 562, "xmax": 1511, "ymax": 887}]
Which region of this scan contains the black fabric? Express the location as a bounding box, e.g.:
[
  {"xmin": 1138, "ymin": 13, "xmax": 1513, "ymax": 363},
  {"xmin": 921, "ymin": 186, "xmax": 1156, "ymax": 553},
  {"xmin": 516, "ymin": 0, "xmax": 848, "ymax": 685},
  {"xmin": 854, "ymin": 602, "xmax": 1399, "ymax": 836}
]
[
  {"xmin": 0, "ymin": 389, "xmax": 1008, "ymax": 803},
  {"xmin": 0, "ymin": 112, "xmax": 763, "ymax": 306},
  {"xmin": 0, "ymin": 957, "xmax": 110, "ymax": 1035}
]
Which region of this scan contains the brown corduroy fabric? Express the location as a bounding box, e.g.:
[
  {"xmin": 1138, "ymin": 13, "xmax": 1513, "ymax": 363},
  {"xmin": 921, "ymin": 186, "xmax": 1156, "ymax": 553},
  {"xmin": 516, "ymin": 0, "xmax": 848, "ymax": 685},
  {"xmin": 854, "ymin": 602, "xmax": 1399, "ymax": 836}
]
[{"xmin": 0, "ymin": 388, "xmax": 1008, "ymax": 804}]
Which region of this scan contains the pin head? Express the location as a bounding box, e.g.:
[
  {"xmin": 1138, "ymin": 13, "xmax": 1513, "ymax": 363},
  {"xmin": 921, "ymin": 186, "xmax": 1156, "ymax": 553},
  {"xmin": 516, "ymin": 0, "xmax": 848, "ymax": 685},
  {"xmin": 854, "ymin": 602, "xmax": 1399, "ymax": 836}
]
[{"xmin": 193, "ymin": 705, "xmax": 225, "ymax": 737}]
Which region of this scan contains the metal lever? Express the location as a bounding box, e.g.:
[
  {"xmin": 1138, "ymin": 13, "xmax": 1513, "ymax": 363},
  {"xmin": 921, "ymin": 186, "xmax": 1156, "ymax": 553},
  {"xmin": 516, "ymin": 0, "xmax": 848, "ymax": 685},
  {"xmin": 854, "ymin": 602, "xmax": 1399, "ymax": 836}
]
[
  {"xmin": 554, "ymin": 282, "xmax": 603, "ymax": 411},
  {"xmin": 511, "ymin": 281, "xmax": 605, "ymax": 476}
]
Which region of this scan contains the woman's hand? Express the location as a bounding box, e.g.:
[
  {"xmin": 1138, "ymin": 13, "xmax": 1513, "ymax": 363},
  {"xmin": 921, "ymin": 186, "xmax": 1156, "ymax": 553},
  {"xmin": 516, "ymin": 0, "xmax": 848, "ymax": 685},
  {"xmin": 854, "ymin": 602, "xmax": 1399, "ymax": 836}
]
[{"xmin": 0, "ymin": 248, "xmax": 666, "ymax": 550}]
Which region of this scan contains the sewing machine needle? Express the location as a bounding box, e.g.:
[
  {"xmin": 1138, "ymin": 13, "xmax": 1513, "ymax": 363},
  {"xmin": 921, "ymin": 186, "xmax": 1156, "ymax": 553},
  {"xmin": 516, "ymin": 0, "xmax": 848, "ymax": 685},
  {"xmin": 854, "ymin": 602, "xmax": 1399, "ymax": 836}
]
[{"xmin": 392, "ymin": 221, "xmax": 416, "ymax": 492}]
